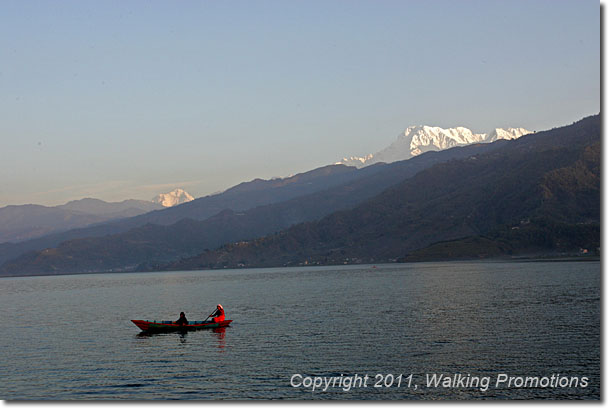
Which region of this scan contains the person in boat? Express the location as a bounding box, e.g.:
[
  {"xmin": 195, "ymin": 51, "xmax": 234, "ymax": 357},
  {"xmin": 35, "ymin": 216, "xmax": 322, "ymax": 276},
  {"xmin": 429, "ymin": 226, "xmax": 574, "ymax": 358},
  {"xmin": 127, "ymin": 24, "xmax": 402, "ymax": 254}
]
[
  {"xmin": 211, "ymin": 304, "xmax": 225, "ymax": 323},
  {"xmin": 175, "ymin": 311, "xmax": 188, "ymax": 326}
]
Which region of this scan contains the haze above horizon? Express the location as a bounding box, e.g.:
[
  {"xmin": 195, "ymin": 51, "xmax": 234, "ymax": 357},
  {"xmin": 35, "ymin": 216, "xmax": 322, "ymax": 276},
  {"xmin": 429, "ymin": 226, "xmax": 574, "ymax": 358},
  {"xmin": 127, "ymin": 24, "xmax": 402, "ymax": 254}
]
[{"xmin": 0, "ymin": 0, "xmax": 600, "ymax": 206}]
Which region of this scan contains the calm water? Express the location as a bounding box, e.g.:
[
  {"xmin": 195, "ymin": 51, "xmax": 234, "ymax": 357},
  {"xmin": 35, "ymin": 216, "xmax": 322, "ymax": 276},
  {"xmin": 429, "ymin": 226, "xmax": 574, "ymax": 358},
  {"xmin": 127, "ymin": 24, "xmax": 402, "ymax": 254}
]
[{"xmin": 0, "ymin": 261, "xmax": 600, "ymax": 400}]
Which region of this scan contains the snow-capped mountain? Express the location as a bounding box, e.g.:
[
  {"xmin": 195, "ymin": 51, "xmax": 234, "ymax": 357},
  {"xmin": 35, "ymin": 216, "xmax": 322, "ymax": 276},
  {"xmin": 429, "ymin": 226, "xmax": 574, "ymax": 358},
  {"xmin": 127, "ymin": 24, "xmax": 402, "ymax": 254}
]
[
  {"xmin": 152, "ymin": 189, "xmax": 195, "ymax": 207},
  {"xmin": 338, "ymin": 125, "xmax": 532, "ymax": 168}
]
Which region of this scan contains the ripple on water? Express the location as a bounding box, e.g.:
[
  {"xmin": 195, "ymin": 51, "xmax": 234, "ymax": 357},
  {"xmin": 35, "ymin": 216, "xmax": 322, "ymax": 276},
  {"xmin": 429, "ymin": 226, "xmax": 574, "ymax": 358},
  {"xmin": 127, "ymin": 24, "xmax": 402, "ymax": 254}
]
[{"xmin": 0, "ymin": 261, "xmax": 600, "ymax": 399}]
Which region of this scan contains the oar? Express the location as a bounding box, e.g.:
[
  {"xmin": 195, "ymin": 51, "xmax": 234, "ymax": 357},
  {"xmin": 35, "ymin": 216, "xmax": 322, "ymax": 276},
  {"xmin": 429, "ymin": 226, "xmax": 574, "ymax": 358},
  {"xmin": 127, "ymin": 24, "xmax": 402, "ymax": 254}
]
[{"xmin": 203, "ymin": 308, "xmax": 217, "ymax": 323}]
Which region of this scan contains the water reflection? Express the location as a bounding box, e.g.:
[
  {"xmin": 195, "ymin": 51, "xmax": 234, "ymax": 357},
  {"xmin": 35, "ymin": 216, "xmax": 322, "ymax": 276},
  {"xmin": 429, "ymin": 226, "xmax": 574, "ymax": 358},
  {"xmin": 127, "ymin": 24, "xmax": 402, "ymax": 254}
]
[
  {"xmin": 212, "ymin": 327, "xmax": 226, "ymax": 352},
  {"xmin": 135, "ymin": 330, "xmax": 189, "ymax": 340},
  {"xmin": 1, "ymin": 262, "xmax": 599, "ymax": 399},
  {"xmin": 135, "ymin": 327, "xmax": 228, "ymax": 351}
]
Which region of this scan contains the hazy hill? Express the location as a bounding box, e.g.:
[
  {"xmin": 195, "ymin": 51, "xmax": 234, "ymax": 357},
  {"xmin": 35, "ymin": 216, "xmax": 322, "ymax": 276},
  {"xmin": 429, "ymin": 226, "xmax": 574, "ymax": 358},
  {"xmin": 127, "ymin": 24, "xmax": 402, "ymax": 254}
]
[
  {"xmin": 0, "ymin": 164, "xmax": 366, "ymax": 266},
  {"xmin": 163, "ymin": 114, "xmax": 600, "ymax": 270},
  {"xmin": 0, "ymin": 199, "xmax": 163, "ymax": 244},
  {"xmin": 132, "ymin": 164, "xmax": 368, "ymax": 225},
  {"xmin": 0, "ymin": 122, "xmax": 533, "ymax": 268},
  {"xmin": 58, "ymin": 198, "xmax": 162, "ymax": 216},
  {"xmin": 1, "ymin": 115, "xmax": 598, "ymax": 276},
  {"xmin": 0, "ymin": 205, "xmax": 109, "ymax": 244},
  {"xmin": 0, "ymin": 139, "xmax": 512, "ymax": 275}
]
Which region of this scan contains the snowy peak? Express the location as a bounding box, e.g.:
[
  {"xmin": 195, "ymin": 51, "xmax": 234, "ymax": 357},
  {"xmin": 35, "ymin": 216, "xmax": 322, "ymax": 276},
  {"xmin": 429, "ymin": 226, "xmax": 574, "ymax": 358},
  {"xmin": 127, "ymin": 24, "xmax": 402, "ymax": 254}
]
[
  {"xmin": 152, "ymin": 189, "xmax": 195, "ymax": 207},
  {"xmin": 485, "ymin": 127, "xmax": 532, "ymax": 142},
  {"xmin": 404, "ymin": 125, "xmax": 483, "ymax": 157},
  {"xmin": 338, "ymin": 125, "xmax": 531, "ymax": 168},
  {"xmin": 337, "ymin": 154, "xmax": 374, "ymax": 167}
]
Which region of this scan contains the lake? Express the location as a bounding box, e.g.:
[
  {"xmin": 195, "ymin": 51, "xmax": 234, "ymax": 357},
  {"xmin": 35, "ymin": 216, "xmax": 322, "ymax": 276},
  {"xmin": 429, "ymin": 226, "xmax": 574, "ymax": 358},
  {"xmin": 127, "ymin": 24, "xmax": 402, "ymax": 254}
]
[{"xmin": 0, "ymin": 261, "xmax": 600, "ymax": 400}]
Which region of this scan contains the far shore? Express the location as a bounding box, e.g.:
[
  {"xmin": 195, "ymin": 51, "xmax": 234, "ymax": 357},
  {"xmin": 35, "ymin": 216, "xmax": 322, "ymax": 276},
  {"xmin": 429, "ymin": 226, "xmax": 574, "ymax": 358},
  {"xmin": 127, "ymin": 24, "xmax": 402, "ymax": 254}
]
[{"xmin": 0, "ymin": 255, "xmax": 600, "ymax": 280}]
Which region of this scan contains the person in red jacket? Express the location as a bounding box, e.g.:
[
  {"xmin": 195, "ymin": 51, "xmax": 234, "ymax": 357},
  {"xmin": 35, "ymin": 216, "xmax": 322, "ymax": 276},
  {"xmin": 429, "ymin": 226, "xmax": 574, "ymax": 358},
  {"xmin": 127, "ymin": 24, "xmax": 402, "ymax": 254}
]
[{"xmin": 211, "ymin": 304, "xmax": 225, "ymax": 323}]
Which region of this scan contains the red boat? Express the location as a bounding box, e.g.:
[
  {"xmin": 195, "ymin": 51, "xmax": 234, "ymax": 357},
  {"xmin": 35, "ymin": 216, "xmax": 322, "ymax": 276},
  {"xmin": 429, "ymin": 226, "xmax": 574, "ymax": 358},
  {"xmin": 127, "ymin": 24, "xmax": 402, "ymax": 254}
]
[{"xmin": 132, "ymin": 319, "xmax": 232, "ymax": 332}]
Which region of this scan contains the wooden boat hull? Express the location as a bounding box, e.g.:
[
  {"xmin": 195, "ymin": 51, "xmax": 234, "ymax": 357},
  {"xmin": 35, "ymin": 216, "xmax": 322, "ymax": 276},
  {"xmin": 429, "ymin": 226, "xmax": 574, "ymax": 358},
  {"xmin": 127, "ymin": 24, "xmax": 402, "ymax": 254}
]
[{"xmin": 132, "ymin": 319, "xmax": 232, "ymax": 332}]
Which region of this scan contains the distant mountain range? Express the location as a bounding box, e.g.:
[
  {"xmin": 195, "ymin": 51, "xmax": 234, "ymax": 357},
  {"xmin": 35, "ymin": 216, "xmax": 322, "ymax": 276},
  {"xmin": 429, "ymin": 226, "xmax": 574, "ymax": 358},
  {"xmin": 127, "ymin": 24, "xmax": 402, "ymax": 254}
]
[
  {"xmin": 0, "ymin": 164, "xmax": 363, "ymax": 267},
  {"xmin": 0, "ymin": 115, "xmax": 598, "ymax": 276},
  {"xmin": 59, "ymin": 198, "xmax": 163, "ymax": 215},
  {"xmin": 0, "ymin": 189, "xmax": 198, "ymax": 246},
  {"xmin": 0, "ymin": 135, "xmax": 517, "ymax": 275},
  {"xmin": 0, "ymin": 124, "xmax": 526, "ymax": 248},
  {"xmin": 0, "ymin": 198, "xmax": 163, "ymax": 244},
  {"xmin": 338, "ymin": 125, "xmax": 531, "ymax": 167},
  {"xmin": 162, "ymin": 115, "xmax": 598, "ymax": 270}
]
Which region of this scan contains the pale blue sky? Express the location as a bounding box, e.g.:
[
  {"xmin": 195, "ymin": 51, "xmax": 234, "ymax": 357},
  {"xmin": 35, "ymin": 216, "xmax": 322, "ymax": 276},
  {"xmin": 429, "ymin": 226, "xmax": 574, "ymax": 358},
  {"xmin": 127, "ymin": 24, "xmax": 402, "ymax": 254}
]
[{"xmin": 0, "ymin": 0, "xmax": 600, "ymax": 206}]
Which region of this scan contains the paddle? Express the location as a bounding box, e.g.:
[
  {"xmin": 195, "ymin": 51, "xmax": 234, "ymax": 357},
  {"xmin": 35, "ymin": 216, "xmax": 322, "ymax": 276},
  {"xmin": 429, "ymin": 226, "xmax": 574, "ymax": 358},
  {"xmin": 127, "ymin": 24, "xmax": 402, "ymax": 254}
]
[{"xmin": 203, "ymin": 308, "xmax": 217, "ymax": 323}]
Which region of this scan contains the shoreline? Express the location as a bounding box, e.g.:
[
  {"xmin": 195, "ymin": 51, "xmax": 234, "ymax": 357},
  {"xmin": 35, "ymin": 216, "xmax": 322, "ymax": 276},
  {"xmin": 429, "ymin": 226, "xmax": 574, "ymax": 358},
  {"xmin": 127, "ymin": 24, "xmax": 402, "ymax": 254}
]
[{"xmin": 0, "ymin": 255, "xmax": 600, "ymax": 280}]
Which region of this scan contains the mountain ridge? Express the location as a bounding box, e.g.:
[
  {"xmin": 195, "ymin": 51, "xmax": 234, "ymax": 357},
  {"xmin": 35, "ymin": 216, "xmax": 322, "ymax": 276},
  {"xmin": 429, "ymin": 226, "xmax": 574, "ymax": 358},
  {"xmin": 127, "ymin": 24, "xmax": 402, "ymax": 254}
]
[
  {"xmin": 0, "ymin": 139, "xmax": 518, "ymax": 275},
  {"xmin": 0, "ymin": 198, "xmax": 164, "ymax": 244},
  {"xmin": 163, "ymin": 114, "xmax": 599, "ymax": 270},
  {"xmin": 58, "ymin": 198, "xmax": 162, "ymax": 215},
  {"xmin": 338, "ymin": 125, "xmax": 531, "ymax": 167},
  {"xmin": 0, "ymin": 115, "xmax": 598, "ymax": 276},
  {"xmin": 0, "ymin": 164, "xmax": 368, "ymax": 266}
]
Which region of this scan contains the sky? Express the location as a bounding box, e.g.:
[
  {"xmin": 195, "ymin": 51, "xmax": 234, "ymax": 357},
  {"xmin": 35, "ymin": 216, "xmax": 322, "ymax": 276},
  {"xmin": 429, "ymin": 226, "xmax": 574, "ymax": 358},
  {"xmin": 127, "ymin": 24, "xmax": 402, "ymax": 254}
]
[{"xmin": 0, "ymin": 0, "xmax": 600, "ymax": 206}]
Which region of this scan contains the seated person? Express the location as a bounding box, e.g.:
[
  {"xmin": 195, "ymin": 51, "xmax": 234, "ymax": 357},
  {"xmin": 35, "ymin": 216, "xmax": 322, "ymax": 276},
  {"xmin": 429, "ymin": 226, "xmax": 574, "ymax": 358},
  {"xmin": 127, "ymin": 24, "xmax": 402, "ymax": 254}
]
[
  {"xmin": 211, "ymin": 304, "xmax": 225, "ymax": 323},
  {"xmin": 175, "ymin": 311, "xmax": 188, "ymax": 326}
]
